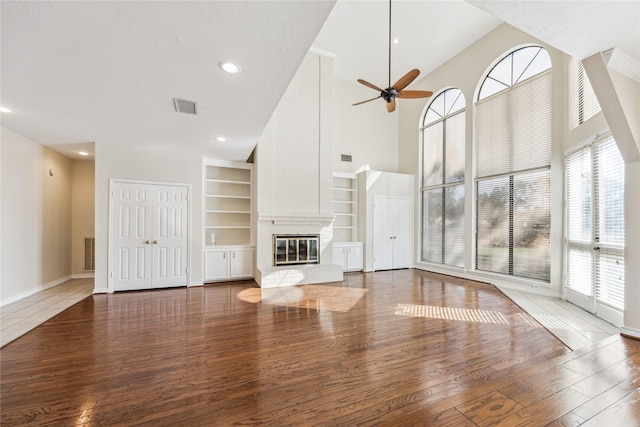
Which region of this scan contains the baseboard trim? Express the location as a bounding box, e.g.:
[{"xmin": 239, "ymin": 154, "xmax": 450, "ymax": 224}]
[
  {"xmin": 620, "ymin": 326, "xmax": 640, "ymax": 340},
  {"xmin": 72, "ymin": 273, "xmax": 95, "ymax": 279},
  {"xmin": 1, "ymin": 275, "xmax": 72, "ymax": 306},
  {"xmin": 92, "ymin": 287, "xmax": 109, "ymax": 294}
]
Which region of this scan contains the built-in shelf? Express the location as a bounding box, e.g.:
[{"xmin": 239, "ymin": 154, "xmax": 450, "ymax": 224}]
[
  {"xmin": 332, "ymin": 172, "xmax": 358, "ymax": 242},
  {"xmin": 204, "ymin": 160, "xmax": 253, "ymax": 246}
]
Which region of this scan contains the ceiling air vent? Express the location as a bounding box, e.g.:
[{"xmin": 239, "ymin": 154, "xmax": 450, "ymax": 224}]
[{"xmin": 173, "ymin": 98, "xmax": 197, "ymax": 115}]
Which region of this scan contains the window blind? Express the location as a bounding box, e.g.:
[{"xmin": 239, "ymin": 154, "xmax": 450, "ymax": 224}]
[
  {"xmin": 421, "ymin": 89, "xmax": 465, "ymax": 268},
  {"xmin": 564, "ymin": 135, "xmax": 625, "ymax": 310},
  {"xmin": 595, "ymin": 137, "xmax": 625, "ymax": 310},
  {"xmin": 475, "ymin": 49, "xmax": 551, "ymax": 281},
  {"xmin": 476, "ymin": 70, "xmax": 552, "ymax": 178},
  {"xmin": 569, "ymin": 57, "xmax": 601, "ymax": 129}
]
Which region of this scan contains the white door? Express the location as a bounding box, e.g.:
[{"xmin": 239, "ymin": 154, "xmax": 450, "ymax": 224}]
[
  {"xmin": 112, "ymin": 182, "xmax": 189, "ymax": 291},
  {"xmin": 112, "ymin": 184, "xmax": 154, "ymax": 291},
  {"xmin": 204, "ymin": 249, "xmax": 229, "ymax": 281},
  {"xmin": 565, "ymin": 136, "xmax": 625, "ymax": 326},
  {"xmin": 230, "ymin": 249, "xmax": 254, "ymax": 278},
  {"xmin": 373, "ymin": 196, "xmax": 411, "ymax": 270},
  {"xmin": 373, "ymin": 197, "xmax": 394, "ymax": 270},
  {"xmin": 345, "ymin": 244, "xmax": 363, "ymax": 271},
  {"xmin": 391, "ymin": 198, "xmax": 411, "ymax": 269},
  {"xmin": 152, "ymin": 186, "xmax": 189, "ymax": 288}
]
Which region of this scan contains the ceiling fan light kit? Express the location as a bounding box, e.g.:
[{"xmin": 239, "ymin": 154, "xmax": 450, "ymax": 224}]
[{"xmin": 353, "ymin": 0, "xmax": 433, "ymax": 113}]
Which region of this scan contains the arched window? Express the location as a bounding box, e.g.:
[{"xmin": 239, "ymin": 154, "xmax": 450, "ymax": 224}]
[
  {"xmin": 421, "ymin": 88, "xmax": 465, "ymax": 267},
  {"xmin": 475, "ymin": 46, "xmax": 552, "ymax": 281}
]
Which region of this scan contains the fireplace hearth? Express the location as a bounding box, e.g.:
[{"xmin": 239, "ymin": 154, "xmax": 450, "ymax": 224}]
[{"xmin": 273, "ymin": 234, "xmax": 319, "ymax": 266}]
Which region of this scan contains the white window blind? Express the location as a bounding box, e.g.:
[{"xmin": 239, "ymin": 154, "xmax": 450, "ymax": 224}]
[
  {"xmin": 595, "ymin": 138, "xmax": 625, "ymax": 309},
  {"xmin": 565, "ymin": 135, "xmax": 625, "ymax": 311},
  {"xmin": 475, "ymin": 47, "xmax": 552, "ymax": 281},
  {"xmin": 421, "ymin": 88, "xmax": 465, "ymax": 268},
  {"xmin": 476, "ymin": 70, "xmax": 552, "ymax": 178},
  {"xmin": 569, "ymin": 57, "xmax": 601, "ymax": 129}
]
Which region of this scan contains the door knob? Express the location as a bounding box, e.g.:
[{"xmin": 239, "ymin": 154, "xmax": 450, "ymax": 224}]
[
  {"xmin": 153, "ymin": 240, "xmax": 158, "ymax": 244},
  {"xmin": 593, "ymin": 246, "xmax": 600, "ymax": 251},
  {"xmin": 145, "ymin": 240, "xmax": 151, "ymax": 244}
]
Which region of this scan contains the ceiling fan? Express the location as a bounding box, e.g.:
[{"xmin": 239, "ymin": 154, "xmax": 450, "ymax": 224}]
[{"xmin": 353, "ymin": 0, "xmax": 433, "ymax": 113}]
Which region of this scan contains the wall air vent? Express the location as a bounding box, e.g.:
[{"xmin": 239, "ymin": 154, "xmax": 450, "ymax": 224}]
[
  {"xmin": 341, "ymin": 154, "xmax": 352, "ymax": 162},
  {"xmin": 173, "ymin": 98, "xmax": 198, "ymax": 115}
]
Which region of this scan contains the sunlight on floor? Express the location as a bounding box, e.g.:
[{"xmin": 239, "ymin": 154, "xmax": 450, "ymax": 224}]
[
  {"xmin": 395, "ymin": 304, "xmax": 510, "ymax": 324},
  {"xmin": 237, "ymin": 285, "xmax": 368, "ymax": 312}
]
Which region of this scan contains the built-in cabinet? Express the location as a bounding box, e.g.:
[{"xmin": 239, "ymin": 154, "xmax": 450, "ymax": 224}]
[
  {"xmin": 333, "ymin": 242, "xmax": 364, "ymax": 272},
  {"xmin": 203, "ymin": 160, "xmax": 254, "ymax": 282},
  {"xmin": 204, "ymin": 247, "xmax": 254, "ymax": 281}
]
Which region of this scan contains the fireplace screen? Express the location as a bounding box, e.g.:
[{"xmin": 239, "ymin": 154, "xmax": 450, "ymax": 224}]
[{"xmin": 273, "ymin": 234, "xmax": 319, "ymax": 266}]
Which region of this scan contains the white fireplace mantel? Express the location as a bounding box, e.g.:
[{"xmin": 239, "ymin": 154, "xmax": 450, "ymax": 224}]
[{"xmin": 257, "ymin": 212, "xmax": 335, "ymax": 225}]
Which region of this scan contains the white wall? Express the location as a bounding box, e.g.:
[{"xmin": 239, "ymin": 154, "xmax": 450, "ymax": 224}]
[
  {"xmin": 71, "ymin": 160, "xmax": 95, "ymax": 276},
  {"xmin": 1, "ymin": 127, "xmax": 73, "ymax": 305},
  {"xmin": 332, "ymin": 78, "xmax": 399, "ymax": 173},
  {"xmin": 94, "ymin": 142, "xmax": 203, "ymax": 293}
]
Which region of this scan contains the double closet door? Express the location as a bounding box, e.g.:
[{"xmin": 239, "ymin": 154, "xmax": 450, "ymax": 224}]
[
  {"xmin": 111, "ymin": 181, "xmax": 189, "ymax": 292},
  {"xmin": 373, "ymin": 196, "xmax": 411, "ymax": 270}
]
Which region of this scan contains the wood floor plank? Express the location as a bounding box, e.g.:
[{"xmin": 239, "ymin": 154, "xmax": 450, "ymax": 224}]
[{"xmin": 1, "ymin": 270, "xmax": 637, "ymax": 426}]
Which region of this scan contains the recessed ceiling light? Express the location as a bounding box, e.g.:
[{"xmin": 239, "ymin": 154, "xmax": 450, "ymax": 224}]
[
  {"xmin": 78, "ymin": 151, "xmax": 89, "ymax": 156},
  {"xmin": 215, "ymin": 136, "xmax": 227, "ymax": 142},
  {"xmin": 0, "ymin": 106, "xmax": 13, "ymax": 113},
  {"xmin": 219, "ymin": 61, "xmax": 241, "ymax": 74}
]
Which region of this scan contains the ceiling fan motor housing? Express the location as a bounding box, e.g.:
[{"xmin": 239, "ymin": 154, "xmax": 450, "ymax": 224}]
[{"xmin": 382, "ymin": 88, "xmax": 398, "ymax": 102}]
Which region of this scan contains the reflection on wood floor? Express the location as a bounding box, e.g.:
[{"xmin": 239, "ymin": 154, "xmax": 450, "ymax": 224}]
[{"xmin": 1, "ymin": 270, "xmax": 638, "ymax": 426}]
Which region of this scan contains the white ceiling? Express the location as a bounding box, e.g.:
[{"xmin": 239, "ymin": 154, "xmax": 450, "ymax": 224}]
[
  {"xmin": 1, "ymin": 1, "xmax": 638, "ymax": 162},
  {"xmin": 0, "ymin": 1, "xmax": 335, "ymax": 161}
]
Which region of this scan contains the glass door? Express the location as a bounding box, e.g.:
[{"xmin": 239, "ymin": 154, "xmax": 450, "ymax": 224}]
[{"xmin": 565, "ymin": 134, "xmax": 625, "ymax": 326}]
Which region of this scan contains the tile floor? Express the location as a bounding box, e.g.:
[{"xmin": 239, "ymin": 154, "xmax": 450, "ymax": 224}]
[
  {"xmin": 1, "ymin": 278, "xmax": 94, "ymax": 348},
  {"xmin": 497, "ymin": 286, "xmax": 620, "ymax": 350},
  {"xmin": 0, "ymin": 277, "xmax": 620, "ymax": 350}
]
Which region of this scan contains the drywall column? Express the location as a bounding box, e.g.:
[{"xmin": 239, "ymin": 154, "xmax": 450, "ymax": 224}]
[{"xmin": 622, "ymin": 161, "xmax": 640, "ymax": 339}]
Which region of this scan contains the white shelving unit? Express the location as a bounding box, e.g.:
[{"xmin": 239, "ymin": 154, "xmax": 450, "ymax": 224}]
[
  {"xmin": 332, "ymin": 172, "xmax": 363, "ymax": 271},
  {"xmin": 332, "ymin": 171, "xmax": 357, "ymax": 243},
  {"xmin": 204, "ymin": 160, "xmax": 253, "ymax": 246},
  {"xmin": 203, "ymin": 159, "xmax": 255, "ymax": 282}
]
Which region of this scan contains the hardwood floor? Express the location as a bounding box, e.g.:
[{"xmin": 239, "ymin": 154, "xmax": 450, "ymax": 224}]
[{"xmin": 1, "ymin": 270, "xmax": 638, "ymax": 426}]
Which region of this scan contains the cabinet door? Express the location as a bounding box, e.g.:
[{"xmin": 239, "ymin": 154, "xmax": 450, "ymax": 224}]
[
  {"xmin": 346, "ymin": 244, "xmax": 363, "ymax": 271},
  {"xmin": 333, "ymin": 246, "xmax": 346, "ymax": 269},
  {"xmin": 230, "ymin": 249, "xmax": 254, "ymax": 278},
  {"xmin": 204, "ymin": 250, "xmax": 229, "ymax": 281}
]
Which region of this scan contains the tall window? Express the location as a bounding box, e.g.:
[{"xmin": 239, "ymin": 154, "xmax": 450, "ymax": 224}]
[
  {"xmin": 475, "ymin": 46, "xmax": 552, "ymax": 281},
  {"xmin": 421, "ymin": 88, "xmax": 465, "ymax": 267},
  {"xmin": 566, "ymin": 134, "xmax": 625, "ymax": 321},
  {"xmin": 569, "ymin": 57, "xmax": 601, "ymax": 129}
]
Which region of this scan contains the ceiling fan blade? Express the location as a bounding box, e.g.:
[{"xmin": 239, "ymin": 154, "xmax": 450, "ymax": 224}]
[
  {"xmin": 398, "ymin": 90, "xmax": 433, "ymax": 99},
  {"xmin": 392, "ymin": 69, "xmax": 420, "ymax": 92},
  {"xmin": 386, "ymin": 99, "xmax": 396, "ymax": 113},
  {"xmin": 357, "ymin": 79, "xmax": 384, "ymax": 92},
  {"xmin": 352, "ymin": 96, "xmax": 381, "ymax": 106}
]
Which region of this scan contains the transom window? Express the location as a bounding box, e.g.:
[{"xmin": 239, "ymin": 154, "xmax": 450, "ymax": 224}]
[{"xmin": 478, "ymin": 46, "xmax": 551, "ymax": 100}]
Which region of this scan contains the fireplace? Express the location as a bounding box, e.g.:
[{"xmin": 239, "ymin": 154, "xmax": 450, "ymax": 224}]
[{"xmin": 273, "ymin": 234, "xmax": 319, "ymax": 266}]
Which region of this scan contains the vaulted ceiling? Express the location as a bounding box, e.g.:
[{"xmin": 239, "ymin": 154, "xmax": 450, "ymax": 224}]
[{"xmin": 1, "ymin": 1, "xmax": 638, "ymax": 162}]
